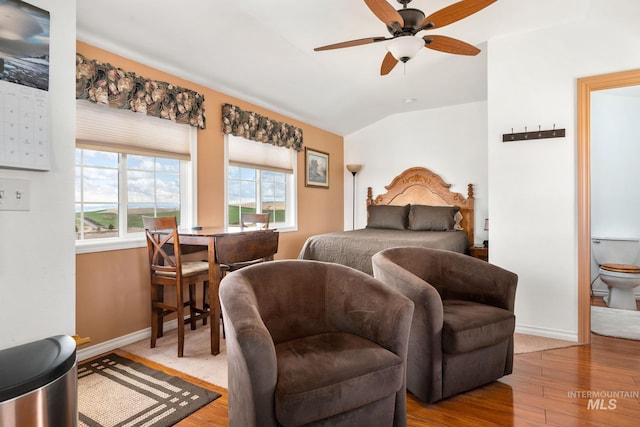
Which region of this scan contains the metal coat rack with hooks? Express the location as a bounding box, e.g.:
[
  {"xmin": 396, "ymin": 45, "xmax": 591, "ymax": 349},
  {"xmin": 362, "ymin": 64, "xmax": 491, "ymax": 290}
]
[{"xmin": 502, "ymin": 124, "xmax": 565, "ymax": 142}]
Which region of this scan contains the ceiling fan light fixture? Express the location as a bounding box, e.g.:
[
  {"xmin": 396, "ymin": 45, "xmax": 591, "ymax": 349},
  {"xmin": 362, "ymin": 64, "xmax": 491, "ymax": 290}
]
[{"xmin": 386, "ymin": 35, "xmax": 424, "ymax": 63}]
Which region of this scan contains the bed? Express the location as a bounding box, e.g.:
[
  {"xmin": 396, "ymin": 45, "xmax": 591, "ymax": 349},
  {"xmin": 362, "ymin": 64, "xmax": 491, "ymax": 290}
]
[{"xmin": 298, "ymin": 166, "xmax": 474, "ymax": 275}]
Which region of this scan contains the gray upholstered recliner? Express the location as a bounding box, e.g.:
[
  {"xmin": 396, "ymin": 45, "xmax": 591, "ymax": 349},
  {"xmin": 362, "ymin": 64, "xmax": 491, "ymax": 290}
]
[
  {"xmin": 372, "ymin": 247, "xmax": 518, "ymax": 403},
  {"xmin": 219, "ymin": 259, "xmax": 414, "ymax": 427}
]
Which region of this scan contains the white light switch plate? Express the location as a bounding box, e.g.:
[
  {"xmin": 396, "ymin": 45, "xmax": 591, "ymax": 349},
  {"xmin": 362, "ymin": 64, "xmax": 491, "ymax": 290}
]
[{"xmin": 0, "ymin": 178, "xmax": 31, "ymax": 211}]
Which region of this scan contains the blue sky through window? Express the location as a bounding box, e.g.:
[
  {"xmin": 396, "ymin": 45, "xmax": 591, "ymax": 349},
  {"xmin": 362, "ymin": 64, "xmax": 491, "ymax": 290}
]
[{"xmin": 75, "ymin": 149, "xmax": 180, "ymax": 212}]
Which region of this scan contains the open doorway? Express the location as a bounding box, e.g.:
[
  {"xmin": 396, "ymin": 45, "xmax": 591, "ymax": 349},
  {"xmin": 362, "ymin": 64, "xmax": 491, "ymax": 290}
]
[{"xmin": 577, "ymin": 69, "xmax": 640, "ymax": 343}]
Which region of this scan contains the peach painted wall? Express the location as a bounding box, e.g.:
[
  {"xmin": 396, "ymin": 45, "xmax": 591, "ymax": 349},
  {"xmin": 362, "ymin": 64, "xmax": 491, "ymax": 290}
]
[{"xmin": 76, "ymin": 41, "xmax": 344, "ymax": 346}]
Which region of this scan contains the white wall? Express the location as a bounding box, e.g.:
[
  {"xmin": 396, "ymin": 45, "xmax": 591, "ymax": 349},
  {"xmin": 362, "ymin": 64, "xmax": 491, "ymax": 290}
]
[
  {"xmin": 487, "ymin": 0, "xmax": 640, "ymax": 340},
  {"xmin": 344, "ymin": 0, "xmax": 640, "ymax": 341},
  {"xmin": 344, "ymin": 101, "xmax": 488, "ymax": 245},
  {"xmin": 590, "ymin": 90, "xmax": 640, "ymax": 295},
  {"xmin": 591, "ymin": 91, "xmax": 640, "ymax": 238},
  {"xmin": 0, "ymin": 0, "xmax": 76, "ymax": 350}
]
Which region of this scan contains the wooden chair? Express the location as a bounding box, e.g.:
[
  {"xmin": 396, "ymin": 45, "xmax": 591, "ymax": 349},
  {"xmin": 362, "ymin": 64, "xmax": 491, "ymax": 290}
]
[
  {"xmin": 215, "ymin": 230, "xmax": 279, "ymax": 337},
  {"xmin": 216, "ymin": 230, "xmax": 279, "ymax": 274},
  {"xmin": 143, "ymin": 216, "xmax": 210, "ymax": 357},
  {"xmin": 240, "ymin": 212, "xmax": 270, "ymax": 230}
]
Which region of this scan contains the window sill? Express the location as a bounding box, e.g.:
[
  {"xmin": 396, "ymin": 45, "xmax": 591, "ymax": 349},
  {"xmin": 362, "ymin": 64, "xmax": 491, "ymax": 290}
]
[
  {"xmin": 270, "ymin": 225, "xmax": 297, "ymax": 233},
  {"xmin": 76, "ymin": 225, "xmax": 296, "ymax": 255},
  {"xmin": 75, "ymin": 236, "xmax": 146, "ymax": 254}
]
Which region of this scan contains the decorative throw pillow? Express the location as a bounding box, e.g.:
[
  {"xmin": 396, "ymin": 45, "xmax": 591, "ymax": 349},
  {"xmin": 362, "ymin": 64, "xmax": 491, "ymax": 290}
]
[
  {"xmin": 408, "ymin": 205, "xmax": 460, "ymax": 231},
  {"xmin": 453, "ymin": 210, "xmax": 464, "ymax": 230},
  {"xmin": 366, "ymin": 204, "xmax": 410, "ymax": 230}
]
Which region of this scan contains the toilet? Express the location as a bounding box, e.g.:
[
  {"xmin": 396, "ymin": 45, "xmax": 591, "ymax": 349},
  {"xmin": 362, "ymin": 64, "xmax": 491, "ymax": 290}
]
[{"xmin": 591, "ymin": 237, "xmax": 640, "ymax": 310}]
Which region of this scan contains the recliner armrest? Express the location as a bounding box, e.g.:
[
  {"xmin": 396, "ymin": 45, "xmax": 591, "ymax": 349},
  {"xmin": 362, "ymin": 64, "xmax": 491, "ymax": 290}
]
[
  {"xmin": 438, "ymin": 253, "xmax": 518, "ymax": 312},
  {"xmin": 220, "ymin": 275, "xmax": 279, "ymax": 427},
  {"xmin": 372, "ymin": 250, "xmax": 446, "ymax": 403}
]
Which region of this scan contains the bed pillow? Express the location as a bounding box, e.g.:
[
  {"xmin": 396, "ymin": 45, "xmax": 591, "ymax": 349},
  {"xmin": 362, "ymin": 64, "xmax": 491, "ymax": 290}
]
[
  {"xmin": 366, "ymin": 204, "xmax": 410, "ymax": 230},
  {"xmin": 408, "ymin": 205, "xmax": 460, "ymax": 231}
]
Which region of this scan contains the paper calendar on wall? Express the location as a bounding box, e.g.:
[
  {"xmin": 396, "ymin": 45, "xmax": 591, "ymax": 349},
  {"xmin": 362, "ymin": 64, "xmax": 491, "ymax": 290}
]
[{"xmin": 0, "ymin": 0, "xmax": 51, "ymax": 172}]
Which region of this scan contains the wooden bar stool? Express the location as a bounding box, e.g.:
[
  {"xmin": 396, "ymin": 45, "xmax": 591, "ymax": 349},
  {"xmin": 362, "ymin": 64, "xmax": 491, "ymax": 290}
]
[
  {"xmin": 215, "ymin": 230, "xmax": 279, "ymax": 337},
  {"xmin": 143, "ymin": 216, "xmax": 210, "ymax": 357}
]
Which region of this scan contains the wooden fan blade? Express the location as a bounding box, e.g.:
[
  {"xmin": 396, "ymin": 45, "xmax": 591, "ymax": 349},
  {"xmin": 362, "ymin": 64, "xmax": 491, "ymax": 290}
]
[
  {"xmin": 380, "ymin": 51, "xmax": 399, "ymax": 76},
  {"xmin": 420, "ymin": 0, "xmax": 496, "ymax": 30},
  {"xmin": 365, "ymin": 0, "xmax": 404, "ymax": 28},
  {"xmin": 423, "ymin": 35, "xmax": 480, "ymax": 55},
  {"xmin": 314, "ymin": 36, "xmax": 388, "ymax": 51}
]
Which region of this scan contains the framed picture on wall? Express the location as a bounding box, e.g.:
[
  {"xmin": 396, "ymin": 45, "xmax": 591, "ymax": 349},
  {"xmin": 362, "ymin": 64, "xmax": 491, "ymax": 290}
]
[{"xmin": 305, "ymin": 147, "xmax": 329, "ymax": 188}]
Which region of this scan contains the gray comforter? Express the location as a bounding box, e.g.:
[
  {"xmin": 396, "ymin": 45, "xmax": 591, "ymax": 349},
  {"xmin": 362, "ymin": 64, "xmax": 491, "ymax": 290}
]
[{"xmin": 298, "ymin": 228, "xmax": 470, "ymax": 275}]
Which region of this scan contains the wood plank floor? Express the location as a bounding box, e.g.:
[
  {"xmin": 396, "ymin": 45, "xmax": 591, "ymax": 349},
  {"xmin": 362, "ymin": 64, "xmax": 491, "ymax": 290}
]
[{"xmin": 114, "ymin": 330, "xmax": 640, "ymax": 427}]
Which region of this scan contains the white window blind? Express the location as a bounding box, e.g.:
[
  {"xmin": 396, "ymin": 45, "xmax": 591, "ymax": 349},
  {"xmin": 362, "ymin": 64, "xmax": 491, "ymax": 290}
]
[
  {"xmin": 228, "ymin": 134, "xmax": 294, "ymax": 173},
  {"xmin": 76, "ymin": 100, "xmax": 191, "ymax": 160}
]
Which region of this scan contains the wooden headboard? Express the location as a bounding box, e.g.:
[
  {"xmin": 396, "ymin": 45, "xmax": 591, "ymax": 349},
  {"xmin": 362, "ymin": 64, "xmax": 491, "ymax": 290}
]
[{"xmin": 366, "ymin": 167, "xmax": 475, "ymax": 244}]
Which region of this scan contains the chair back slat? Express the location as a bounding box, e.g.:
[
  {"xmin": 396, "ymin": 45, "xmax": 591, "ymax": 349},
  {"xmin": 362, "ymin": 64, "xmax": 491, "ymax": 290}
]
[
  {"xmin": 143, "ymin": 216, "xmax": 181, "ymax": 275},
  {"xmin": 215, "ymin": 230, "xmax": 279, "ymax": 265},
  {"xmin": 240, "ymin": 213, "xmax": 270, "ymax": 230}
]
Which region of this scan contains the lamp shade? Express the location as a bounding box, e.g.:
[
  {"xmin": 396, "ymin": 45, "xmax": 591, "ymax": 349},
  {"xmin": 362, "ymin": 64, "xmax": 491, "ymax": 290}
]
[
  {"xmin": 346, "ymin": 164, "xmax": 362, "ymax": 174},
  {"xmin": 386, "ymin": 36, "xmax": 425, "ymax": 62}
]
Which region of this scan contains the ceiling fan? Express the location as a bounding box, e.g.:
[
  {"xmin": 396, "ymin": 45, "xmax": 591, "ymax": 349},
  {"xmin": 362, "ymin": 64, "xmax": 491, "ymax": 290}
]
[{"xmin": 314, "ymin": 0, "xmax": 496, "ymax": 75}]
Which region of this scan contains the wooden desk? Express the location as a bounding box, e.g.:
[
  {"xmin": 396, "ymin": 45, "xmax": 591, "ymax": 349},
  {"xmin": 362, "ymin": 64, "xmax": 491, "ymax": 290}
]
[{"xmin": 176, "ymin": 226, "xmax": 276, "ymax": 355}]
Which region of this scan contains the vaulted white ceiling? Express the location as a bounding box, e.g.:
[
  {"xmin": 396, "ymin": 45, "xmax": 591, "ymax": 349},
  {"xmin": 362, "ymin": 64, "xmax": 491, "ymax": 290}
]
[{"xmin": 76, "ymin": 0, "xmax": 588, "ymax": 136}]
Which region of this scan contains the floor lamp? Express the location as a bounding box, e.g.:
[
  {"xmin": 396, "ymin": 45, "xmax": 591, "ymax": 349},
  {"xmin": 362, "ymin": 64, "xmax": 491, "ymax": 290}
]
[{"xmin": 346, "ymin": 164, "xmax": 362, "ymax": 230}]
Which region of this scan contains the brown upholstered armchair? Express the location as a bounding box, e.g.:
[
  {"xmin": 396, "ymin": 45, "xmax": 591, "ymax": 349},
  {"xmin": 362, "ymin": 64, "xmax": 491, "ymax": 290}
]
[
  {"xmin": 219, "ymin": 259, "xmax": 414, "ymax": 427},
  {"xmin": 372, "ymin": 247, "xmax": 518, "ymax": 403}
]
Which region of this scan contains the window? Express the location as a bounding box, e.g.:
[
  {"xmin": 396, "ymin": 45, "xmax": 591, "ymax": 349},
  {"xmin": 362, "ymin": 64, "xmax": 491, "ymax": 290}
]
[
  {"xmin": 226, "ymin": 135, "xmax": 297, "ymax": 230},
  {"xmin": 75, "ymin": 149, "xmax": 183, "ymax": 240},
  {"xmin": 75, "ymin": 100, "xmax": 195, "ymax": 252}
]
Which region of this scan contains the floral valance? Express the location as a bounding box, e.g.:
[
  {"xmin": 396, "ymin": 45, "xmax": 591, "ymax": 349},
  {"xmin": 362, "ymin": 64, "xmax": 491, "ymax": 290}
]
[
  {"xmin": 75, "ymin": 53, "xmax": 205, "ymax": 129},
  {"xmin": 222, "ymin": 104, "xmax": 303, "ymax": 152}
]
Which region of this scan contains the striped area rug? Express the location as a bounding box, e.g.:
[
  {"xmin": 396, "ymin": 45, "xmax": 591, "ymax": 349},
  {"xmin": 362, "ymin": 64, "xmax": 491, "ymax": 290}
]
[{"xmin": 77, "ymin": 353, "xmax": 220, "ymax": 427}]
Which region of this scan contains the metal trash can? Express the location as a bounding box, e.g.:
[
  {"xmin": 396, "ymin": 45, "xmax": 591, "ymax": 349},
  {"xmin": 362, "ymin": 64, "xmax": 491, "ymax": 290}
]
[{"xmin": 0, "ymin": 335, "xmax": 77, "ymax": 427}]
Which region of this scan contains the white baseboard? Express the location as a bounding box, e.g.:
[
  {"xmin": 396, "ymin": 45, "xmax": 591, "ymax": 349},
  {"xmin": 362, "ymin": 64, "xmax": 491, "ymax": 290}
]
[
  {"xmin": 591, "ymin": 286, "xmax": 640, "ymax": 299},
  {"xmin": 77, "ymin": 319, "xmax": 178, "ymax": 362},
  {"xmin": 592, "ymin": 288, "xmax": 640, "ymax": 301},
  {"xmin": 79, "ymin": 319, "xmax": 581, "ymax": 361},
  {"xmin": 515, "ymin": 324, "xmax": 578, "ymax": 342},
  {"xmin": 592, "ymin": 289, "xmax": 608, "ymax": 297}
]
